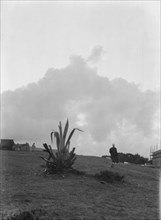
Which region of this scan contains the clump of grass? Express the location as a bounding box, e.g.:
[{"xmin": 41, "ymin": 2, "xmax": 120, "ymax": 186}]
[
  {"xmin": 4, "ymin": 208, "xmax": 48, "ymax": 220},
  {"xmin": 41, "ymin": 119, "xmax": 83, "ymax": 174},
  {"xmin": 94, "ymin": 170, "xmax": 124, "ymax": 183}
]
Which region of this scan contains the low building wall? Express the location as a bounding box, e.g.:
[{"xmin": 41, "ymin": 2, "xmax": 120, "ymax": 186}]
[
  {"xmin": 0, "ymin": 139, "xmax": 15, "ymax": 150},
  {"xmin": 152, "ymin": 150, "xmax": 161, "ymax": 168}
]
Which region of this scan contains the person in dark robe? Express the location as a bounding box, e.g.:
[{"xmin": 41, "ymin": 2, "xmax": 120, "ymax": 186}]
[{"xmin": 109, "ymin": 144, "xmax": 118, "ymax": 167}]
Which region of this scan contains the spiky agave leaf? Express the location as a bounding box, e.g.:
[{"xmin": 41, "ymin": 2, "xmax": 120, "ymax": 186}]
[
  {"xmin": 69, "ymin": 147, "xmax": 76, "ymax": 158},
  {"xmin": 48, "ymin": 145, "xmax": 56, "ymax": 161},
  {"xmin": 43, "ymin": 143, "xmax": 56, "ymax": 161},
  {"xmin": 58, "ymin": 121, "xmax": 63, "ymax": 138},
  {"xmin": 65, "ymin": 128, "xmax": 83, "ymax": 149},
  {"xmin": 53, "ymin": 131, "xmax": 60, "ymax": 151},
  {"xmin": 51, "ymin": 131, "xmax": 54, "ymax": 144},
  {"xmin": 43, "ymin": 143, "xmax": 50, "ymax": 153},
  {"xmin": 62, "ymin": 119, "xmax": 69, "ymax": 146},
  {"xmin": 40, "ymin": 156, "xmax": 54, "ymax": 164},
  {"xmin": 66, "ymin": 147, "xmax": 76, "ymax": 164},
  {"xmin": 66, "ymin": 141, "xmax": 70, "ymax": 151},
  {"xmin": 51, "ymin": 130, "xmax": 61, "ymax": 151},
  {"xmin": 58, "ymin": 121, "xmax": 64, "ymax": 150},
  {"xmin": 68, "ymin": 156, "xmax": 77, "ymax": 167},
  {"xmin": 64, "ymin": 148, "xmax": 77, "ymax": 167}
]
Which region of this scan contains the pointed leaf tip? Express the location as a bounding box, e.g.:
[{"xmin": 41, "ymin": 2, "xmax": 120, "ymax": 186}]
[{"xmin": 51, "ymin": 131, "xmax": 54, "ymax": 143}]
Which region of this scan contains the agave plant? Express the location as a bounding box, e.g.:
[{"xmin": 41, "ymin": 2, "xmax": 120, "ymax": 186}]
[{"xmin": 41, "ymin": 119, "xmax": 83, "ymax": 173}]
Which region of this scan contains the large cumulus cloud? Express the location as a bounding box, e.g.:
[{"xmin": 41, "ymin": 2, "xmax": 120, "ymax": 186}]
[{"xmin": 1, "ymin": 52, "xmax": 159, "ymax": 156}]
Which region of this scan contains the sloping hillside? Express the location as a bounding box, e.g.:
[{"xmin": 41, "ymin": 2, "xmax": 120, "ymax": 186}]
[{"xmin": 1, "ymin": 151, "xmax": 159, "ymax": 220}]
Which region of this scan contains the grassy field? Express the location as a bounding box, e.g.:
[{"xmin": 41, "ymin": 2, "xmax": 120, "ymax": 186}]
[{"xmin": 0, "ymin": 151, "xmax": 160, "ymax": 220}]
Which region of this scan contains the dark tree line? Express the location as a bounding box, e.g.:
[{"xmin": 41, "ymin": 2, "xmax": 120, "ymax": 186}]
[{"xmin": 118, "ymin": 153, "xmax": 149, "ymax": 164}]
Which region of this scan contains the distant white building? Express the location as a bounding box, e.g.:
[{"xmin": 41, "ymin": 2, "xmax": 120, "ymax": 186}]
[{"xmin": 152, "ymin": 149, "xmax": 161, "ymax": 168}]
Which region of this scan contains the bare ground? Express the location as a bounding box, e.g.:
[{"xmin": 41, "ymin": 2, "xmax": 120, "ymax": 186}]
[{"xmin": 0, "ymin": 151, "xmax": 160, "ymax": 220}]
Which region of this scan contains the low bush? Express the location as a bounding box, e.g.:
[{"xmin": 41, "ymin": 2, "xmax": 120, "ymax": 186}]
[
  {"xmin": 94, "ymin": 170, "xmax": 124, "ymax": 183},
  {"xmin": 4, "ymin": 209, "xmax": 48, "ymax": 220}
]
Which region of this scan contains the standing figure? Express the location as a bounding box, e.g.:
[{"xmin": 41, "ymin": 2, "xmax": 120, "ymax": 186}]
[
  {"xmin": 109, "ymin": 144, "xmax": 118, "ymax": 167},
  {"xmin": 31, "ymin": 143, "xmax": 36, "ymax": 151}
]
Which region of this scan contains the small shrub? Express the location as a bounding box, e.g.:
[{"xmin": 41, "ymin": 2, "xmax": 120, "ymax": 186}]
[
  {"xmin": 5, "ymin": 209, "xmax": 47, "ymax": 220},
  {"xmin": 95, "ymin": 170, "xmax": 124, "ymax": 183}
]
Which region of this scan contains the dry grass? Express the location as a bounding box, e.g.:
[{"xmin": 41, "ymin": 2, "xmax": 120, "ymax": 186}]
[{"xmin": 0, "ymin": 151, "xmax": 160, "ymax": 220}]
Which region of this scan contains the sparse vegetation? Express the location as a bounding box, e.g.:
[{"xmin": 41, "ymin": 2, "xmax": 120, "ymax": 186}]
[
  {"xmin": 41, "ymin": 120, "xmax": 83, "ymax": 174},
  {"xmin": 1, "ymin": 151, "xmax": 159, "ymax": 220},
  {"xmin": 5, "ymin": 209, "xmax": 49, "ymax": 220},
  {"xmin": 95, "ymin": 170, "xmax": 124, "ymax": 183},
  {"xmin": 118, "ymin": 152, "xmax": 149, "ymax": 164}
]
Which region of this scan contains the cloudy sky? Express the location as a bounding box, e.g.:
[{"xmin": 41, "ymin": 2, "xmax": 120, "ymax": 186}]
[{"xmin": 1, "ymin": 1, "xmax": 160, "ymax": 157}]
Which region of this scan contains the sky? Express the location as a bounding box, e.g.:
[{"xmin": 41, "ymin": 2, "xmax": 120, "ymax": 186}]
[{"xmin": 1, "ymin": 1, "xmax": 160, "ymax": 157}]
